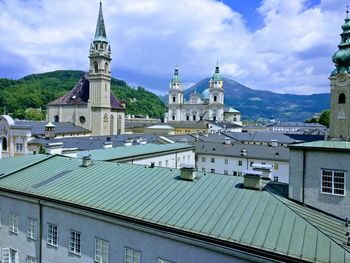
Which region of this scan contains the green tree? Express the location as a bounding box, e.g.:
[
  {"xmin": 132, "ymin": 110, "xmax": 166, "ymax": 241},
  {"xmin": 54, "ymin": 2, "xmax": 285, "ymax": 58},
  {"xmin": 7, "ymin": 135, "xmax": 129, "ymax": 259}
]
[{"xmin": 319, "ymin": 110, "xmax": 330, "ymax": 127}]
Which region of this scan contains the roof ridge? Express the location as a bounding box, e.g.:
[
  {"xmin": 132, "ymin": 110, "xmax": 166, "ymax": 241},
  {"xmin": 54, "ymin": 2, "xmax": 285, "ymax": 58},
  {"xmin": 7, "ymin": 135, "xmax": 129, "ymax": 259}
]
[{"xmin": 265, "ymin": 188, "xmax": 350, "ymax": 255}]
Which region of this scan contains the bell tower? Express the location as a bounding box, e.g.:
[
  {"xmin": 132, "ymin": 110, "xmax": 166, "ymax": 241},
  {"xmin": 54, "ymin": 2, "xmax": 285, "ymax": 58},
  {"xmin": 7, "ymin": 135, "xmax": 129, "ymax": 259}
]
[
  {"xmin": 88, "ymin": 1, "xmax": 112, "ymax": 136},
  {"xmin": 168, "ymin": 67, "xmax": 183, "ymax": 121},
  {"xmin": 329, "ymin": 9, "xmax": 350, "ymax": 140},
  {"xmin": 208, "ymin": 63, "xmax": 224, "ymax": 121}
]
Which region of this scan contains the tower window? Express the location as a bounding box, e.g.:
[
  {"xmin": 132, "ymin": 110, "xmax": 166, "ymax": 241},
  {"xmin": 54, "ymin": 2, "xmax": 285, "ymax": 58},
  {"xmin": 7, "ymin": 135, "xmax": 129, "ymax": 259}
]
[
  {"xmin": 54, "ymin": 115, "xmax": 59, "ymax": 122},
  {"xmin": 213, "ymin": 116, "xmax": 217, "ymax": 121},
  {"xmin": 339, "ymin": 93, "xmax": 346, "ymax": 104},
  {"xmin": 172, "ymin": 115, "xmax": 175, "ymax": 120},
  {"xmin": 104, "ymin": 62, "xmax": 109, "ymax": 73},
  {"xmin": 214, "ymin": 96, "xmax": 217, "ymax": 102},
  {"xmin": 193, "ymin": 115, "xmax": 196, "ymax": 121},
  {"xmin": 94, "ymin": 61, "xmax": 98, "ymax": 73},
  {"xmin": 173, "ymin": 97, "xmax": 176, "ymax": 102}
]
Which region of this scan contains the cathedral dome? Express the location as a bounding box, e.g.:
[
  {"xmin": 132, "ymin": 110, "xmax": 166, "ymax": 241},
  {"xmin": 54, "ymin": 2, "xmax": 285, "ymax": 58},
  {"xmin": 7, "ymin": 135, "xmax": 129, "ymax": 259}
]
[{"xmin": 202, "ymin": 88, "xmax": 210, "ymax": 100}]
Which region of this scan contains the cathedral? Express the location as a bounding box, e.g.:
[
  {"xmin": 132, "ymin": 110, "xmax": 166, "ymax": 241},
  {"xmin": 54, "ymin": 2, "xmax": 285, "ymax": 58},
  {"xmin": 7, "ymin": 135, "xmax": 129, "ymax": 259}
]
[
  {"xmin": 329, "ymin": 10, "xmax": 350, "ymax": 140},
  {"xmin": 167, "ymin": 65, "xmax": 225, "ymax": 122},
  {"xmin": 46, "ymin": 2, "xmax": 125, "ymax": 136}
]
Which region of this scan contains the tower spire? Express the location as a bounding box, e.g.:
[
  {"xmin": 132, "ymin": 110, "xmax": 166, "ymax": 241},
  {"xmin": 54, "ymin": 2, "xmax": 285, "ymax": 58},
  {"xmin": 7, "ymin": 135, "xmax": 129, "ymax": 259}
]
[{"xmin": 94, "ymin": 1, "xmax": 107, "ymax": 42}]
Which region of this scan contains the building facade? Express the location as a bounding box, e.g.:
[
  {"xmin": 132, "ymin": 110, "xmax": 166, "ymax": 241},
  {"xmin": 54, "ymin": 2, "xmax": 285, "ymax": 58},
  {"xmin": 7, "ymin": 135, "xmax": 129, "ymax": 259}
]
[
  {"xmin": 329, "ymin": 12, "xmax": 350, "ymax": 140},
  {"xmin": 46, "ymin": 2, "xmax": 125, "ymax": 136},
  {"xmin": 167, "ymin": 66, "xmax": 224, "ymax": 122}
]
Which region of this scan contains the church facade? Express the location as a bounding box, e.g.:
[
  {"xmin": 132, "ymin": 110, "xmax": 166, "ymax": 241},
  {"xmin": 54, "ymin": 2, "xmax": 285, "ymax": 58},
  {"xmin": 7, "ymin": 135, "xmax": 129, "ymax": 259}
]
[
  {"xmin": 46, "ymin": 2, "xmax": 125, "ymax": 136},
  {"xmin": 167, "ymin": 65, "xmax": 225, "ymax": 122}
]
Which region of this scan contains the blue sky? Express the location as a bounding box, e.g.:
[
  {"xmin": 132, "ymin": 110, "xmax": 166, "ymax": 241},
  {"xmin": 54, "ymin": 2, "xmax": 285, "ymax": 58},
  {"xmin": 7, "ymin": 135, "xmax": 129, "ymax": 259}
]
[{"xmin": 0, "ymin": 0, "xmax": 347, "ymax": 95}]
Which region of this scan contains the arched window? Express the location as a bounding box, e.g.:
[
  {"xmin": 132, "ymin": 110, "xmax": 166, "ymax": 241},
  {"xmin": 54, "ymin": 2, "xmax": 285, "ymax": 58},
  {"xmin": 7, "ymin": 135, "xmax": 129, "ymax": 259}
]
[
  {"xmin": 104, "ymin": 62, "xmax": 109, "ymax": 74},
  {"xmin": 339, "ymin": 93, "xmax": 346, "ymax": 104},
  {"xmin": 193, "ymin": 115, "xmax": 196, "ymax": 121},
  {"xmin": 54, "ymin": 115, "xmax": 59, "ymax": 122},
  {"xmin": 213, "ymin": 116, "xmax": 217, "ymax": 121},
  {"xmin": 172, "ymin": 97, "xmax": 176, "ymax": 103},
  {"xmin": 94, "ymin": 61, "xmax": 98, "ymax": 73},
  {"xmin": 214, "ymin": 96, "xmax": 217, "ymax": 102},
  {"xmin": 172, "ymin": 115, "xmax": 175, "ymax": 120},
  {"xmin": 2, "ymin": 137, "xmax": 7, "ymax": 151}
]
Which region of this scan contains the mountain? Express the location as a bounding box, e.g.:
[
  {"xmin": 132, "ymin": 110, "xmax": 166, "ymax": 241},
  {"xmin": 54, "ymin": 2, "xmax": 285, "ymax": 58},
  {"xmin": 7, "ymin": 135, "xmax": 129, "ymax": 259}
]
[
  {"xmin": 0, "ymin": 70, "xmax": 166, "ymax": 120},
  {"xmin": 162, "ymin": 77, "xmax": 330, "ymax": 121}
]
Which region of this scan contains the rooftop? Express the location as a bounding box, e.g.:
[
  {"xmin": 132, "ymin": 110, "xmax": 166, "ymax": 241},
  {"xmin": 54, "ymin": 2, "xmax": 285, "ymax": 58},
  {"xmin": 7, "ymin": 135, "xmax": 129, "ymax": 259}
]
[
  {"xmin": 0, "ymin": 154, "xmax": 349, "ymax": 262},
  {"xmin": 290, "ymin": 140, "xmax": 350, "ymax": 150},
  {"xmin": 78, "ymin": 143, "xmax": 193, "ymax": 161}
]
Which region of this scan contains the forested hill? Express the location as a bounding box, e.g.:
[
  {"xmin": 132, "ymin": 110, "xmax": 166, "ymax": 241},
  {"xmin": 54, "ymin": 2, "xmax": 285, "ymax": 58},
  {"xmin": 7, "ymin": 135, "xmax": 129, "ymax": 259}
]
[{"xmin": 0, "ymin": 70, "xmax": 166, "ymax": 120}]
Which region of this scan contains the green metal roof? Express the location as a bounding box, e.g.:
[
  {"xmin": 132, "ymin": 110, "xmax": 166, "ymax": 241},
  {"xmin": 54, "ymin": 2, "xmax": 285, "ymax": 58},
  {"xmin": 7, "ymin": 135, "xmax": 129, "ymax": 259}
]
[
  {"xmin": 211, "ymin": 65, "xmax": 222, "ymax": 81},
  {"xmin": 94, "ymin": 2, "xmax": 108, "ymax": 42},
  {"xmin": 171, "ymin": 68, "xmax": 180, "ymax": 84},
  {"xmin": 0, "ymin": 155, "xmax": 349, "ymax": 262},
  {"xmin": 78, "ymin": 143, "xmax": 193, "ymax": 161},
  {"xmin": 290, "ymin": 140, "xmax": 350, "ymax": 150},
  {"xmin": 0, "ymin": 154, "xmax": 51, "ymax": 176}
]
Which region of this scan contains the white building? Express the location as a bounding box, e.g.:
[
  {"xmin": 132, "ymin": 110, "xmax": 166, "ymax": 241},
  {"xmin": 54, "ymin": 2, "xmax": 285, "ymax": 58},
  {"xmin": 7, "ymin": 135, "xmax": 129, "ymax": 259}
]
[
  {"xmin": 195, "ymin": 141, "xmax": 289, "ymax": 183},
  {"xmin": 167, "ymin": 65, "xmax": 225, "ymax": 122}
]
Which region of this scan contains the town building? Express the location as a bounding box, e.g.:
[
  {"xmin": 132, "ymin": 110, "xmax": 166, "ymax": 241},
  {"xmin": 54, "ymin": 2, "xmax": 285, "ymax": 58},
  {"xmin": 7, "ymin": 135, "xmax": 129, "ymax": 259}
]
[
  {"xmin": 46, "ymin": 2, "xmax": 125, "ymax": 136},
  {"xmin": 267, "ymin": 122, "xmax": 327, "ymax": 135},
  {"xmin": 329, "ymin": 11, "xmax": 350, "ymax": 140},
  {"xmin": 289, "ymin": 141, "xmax": 350, "ymax": 219},
  {"xmin": 195, "ymin": 141, "xmax": 289, "ymax": 183},
  {"xmin": 77, "ymin": 143, "xmax": 195, "ymax": 169},
  {"xmin": 166, "ymin": 65, "xmax": 225, "ymax": 122},
  {"xmin": 0, "ymin": 154, "xmax": 349, "ymax": 263},
  {"xmin": 0, "ymin": 115, "xmax": 90, "ymax": 159}
]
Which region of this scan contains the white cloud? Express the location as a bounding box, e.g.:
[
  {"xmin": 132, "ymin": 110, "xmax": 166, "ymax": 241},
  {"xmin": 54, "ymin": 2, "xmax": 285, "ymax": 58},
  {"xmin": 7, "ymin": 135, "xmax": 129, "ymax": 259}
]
[{"xmin": 0, "ymin": 0, "xmax": 346, "ymax": 94}]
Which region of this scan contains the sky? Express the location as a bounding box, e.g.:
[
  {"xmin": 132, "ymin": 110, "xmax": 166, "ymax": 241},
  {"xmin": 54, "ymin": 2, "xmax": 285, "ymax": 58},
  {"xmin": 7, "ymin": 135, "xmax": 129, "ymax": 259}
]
[{"xmin": 0, "ymin": 0, "xmax": 348, "ymax": 95}]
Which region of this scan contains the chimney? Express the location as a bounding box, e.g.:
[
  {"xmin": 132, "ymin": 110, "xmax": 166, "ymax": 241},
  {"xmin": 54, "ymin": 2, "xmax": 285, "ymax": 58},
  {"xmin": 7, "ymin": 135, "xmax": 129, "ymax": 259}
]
[
  {"xmin": 45, "ymin": 122, "xmax": 56, "ymax": 139},
  {"xmin": 180, "ymin": 165, "xmax": 196, "ymax": 181},
  {"xmin": 82, "ymin": 156, "xmax": 92, "ymax": 167},
  {"xmin": 243, "ymin": 170, "xmax": 263, "ymax": 190},
  {"xmin": 103, "ymin": 142, "xmax": 113, "ymax": 149},
  {"xmin": 45, "ymin": 142, "xmax": 63, "ymax": 155},
  {"xmin": 224, "ymin": 137, "xmax": 231, "ymax": 145},
  {"xmin": 252, "ymin": 163, "xmax": 273, "ymax": 180}
]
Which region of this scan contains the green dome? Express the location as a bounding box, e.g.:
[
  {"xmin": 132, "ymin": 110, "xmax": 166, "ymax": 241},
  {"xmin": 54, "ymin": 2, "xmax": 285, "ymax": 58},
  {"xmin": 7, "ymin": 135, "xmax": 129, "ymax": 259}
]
[
  {"xmin": 202, "ymin": 88, "xmax": 210, "ymax": 100},
  {"xmin": 211, "ymin": 66, "xmax": 222, "ymax": 81}
]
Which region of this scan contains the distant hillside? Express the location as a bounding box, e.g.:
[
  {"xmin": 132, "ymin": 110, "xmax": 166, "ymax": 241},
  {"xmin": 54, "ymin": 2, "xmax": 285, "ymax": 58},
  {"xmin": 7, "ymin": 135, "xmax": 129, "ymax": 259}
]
[
  {"xmin": 0, "ymin": 70, "xmax": 166, "ymax": 120},
  {"xmin": 162, "ymin": 78, "xmax": 330, "ymax": 121}
]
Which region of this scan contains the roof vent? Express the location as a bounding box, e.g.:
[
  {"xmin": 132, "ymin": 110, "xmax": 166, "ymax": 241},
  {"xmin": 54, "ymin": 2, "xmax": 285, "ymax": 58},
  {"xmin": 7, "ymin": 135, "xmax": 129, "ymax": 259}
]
[
  {"xmin": 243, "ymin": 170, "xmax": 262, "ymax": 190},
  {"xmin": 103, "ymin": 142, "xmax": 113, "ymax": 149},
  {"xmin": 224, "ymin": 137, "xmax": 231, "ymax": 144},
  {"xmin": 269, "ymin": 139, "xmax": 278, "ymax": 147},
  {"xmin": 252, "ymin": 163, "xmax": 273, "ymax": 180},
  {"xmin": 241, "ymin": 149, "xmax": 247, "ymax": 156},
  {"xmin": 124, "ymin": 138, "xmax": 133, "ymax": 147},
  {"xmin": 82, "ymin": 156, "xmax": 92, "ymax": 167},
  {"xmin": 180, "ymin": 165, "xmax": 196, "ymax": 181}
]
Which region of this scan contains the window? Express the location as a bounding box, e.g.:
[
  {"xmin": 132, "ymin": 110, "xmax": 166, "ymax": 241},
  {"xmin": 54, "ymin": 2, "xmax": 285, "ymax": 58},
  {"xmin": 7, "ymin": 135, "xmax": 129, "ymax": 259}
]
[
  {"xmin": 213, "ymin": 116, "xmax": 217, "ymax": 121},
  {"xmin": 211, "ymin": 169, "xmax": 215, "ymax": 173},
  {"xmin": 225, "ymin": 159, "xmax": 228, "ymax": 165},
  {"xmin": 9, "ymin": 213, "xmax": 18, "ymax": 234},
  {"xmin": 172, "ymin": 115, "xmax": 175, "ymax": 121},
  {"xmin": 165, "ymin": 160, "xmax": 169, "ymax": 167},
  {"xmin": 274, "ymin": 176, "xmax": 279, "ymax": 182},
  {"xmin": 193, "ymin": 115, "xmax": 196, "ymax": 121},
  {"xmin": 321, "ymin": 169, "xmax": 346, "ymax": 196},
  {"xmin": 158, "ymin": 259, "xmax": 175, "ymax": 263},
  {"xmin": 15, "ymin": 143, "xmax": 23, "ymax": 152},
  {"xmin": 250, "ymin": 161, "xmax": 254, "ymax": 167},
  {"xmin": 94, "ymin": 61, "xmax": 98, "ymax": 73},
  {"xmin": 339, "ymin": 93, "xmax": 346, "ymax": 104},
  {"xmin": 202, "ymin": 157, "xmax": 206, "ymax": 162},
  {"xmin": 95, "ymin": 238, "xmax": 109, "ymax": 263},
  {"xmin": 214, "ymin": 95, "xmax": 217, "ymax": 102},
  {"xmin": 2, "ymin": 137, "xmax": 7, "ymax": 151},
  {"xmin": 238, "ymin": 160, "xmax": 242, "ymax": 166},
  {"xmin": 172, "ymin": 97, "xmax": 176, "ymax": 102},
  {"xmin": 202, "ymin": 168, "xmax": 206, "ymax": 172},
  {"xmin": 274, "ymin": 163, "xmax": 279, "ymax": 170},
  {"xmin": 224, "ymin": 170, "xmax": 228, "ymax": 175},
  {"xmin": 2, "ymin": 248, "xmax": 18, "ymax": 263},
  {"xmin": 69, "ymin": 230, "xmax": 81, "ymax": 255},
  {"xmin": 233, "ymin": 171, "xmax": 237, "ymax": 176},
  {"xmin": 47, "ymin": 224, "xmax": 58, "ymax": 247},
  {"xmin": 79, "ymin": 116, "xmax": 86, "ymax": 124},
  {"xmin": 27, "ymin": 256, "xmax": 36, "ymax": 263},
  {"xmin": 211, "ymin": 157, "xmax": 215, "ymax": 163},
  {"xmin": 124, "ymin": 248, "xmax": 140, "ymax": 263},
  {"xmin": 27, "ymin": 218, "xmax": 37, "ymax": 240}
]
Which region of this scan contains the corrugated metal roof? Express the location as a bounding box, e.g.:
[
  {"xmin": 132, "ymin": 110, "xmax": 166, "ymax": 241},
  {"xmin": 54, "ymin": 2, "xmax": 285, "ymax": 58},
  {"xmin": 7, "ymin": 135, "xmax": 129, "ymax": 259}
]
[
  {"xmin": 0, "ymin": 155, "xmax": 349, "ymax": 262},
  {"xmin": 0, "ymin": 154, "xmax": 50, "ymax": 176},
  {"xmin": 78, "ymin": 143, "xmax": 193, "ymax": 161},
  {"xmin": 290, "ymin": 140, "xmax": 350, "ymax": 150},
  {"xmin": 194, "ymin": 141, "xmax": 289, "ymax": 161}
]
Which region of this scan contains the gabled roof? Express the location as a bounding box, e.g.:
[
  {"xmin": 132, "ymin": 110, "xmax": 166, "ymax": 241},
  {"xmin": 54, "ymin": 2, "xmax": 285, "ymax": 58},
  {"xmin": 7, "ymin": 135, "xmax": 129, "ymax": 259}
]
[
  {"xmin": 47, "ymin": 73, "xmax": 124, "ymax": 110},
  {"xmin": 0, "ymin": 155, "xmax": 349, "ymax": 262}
]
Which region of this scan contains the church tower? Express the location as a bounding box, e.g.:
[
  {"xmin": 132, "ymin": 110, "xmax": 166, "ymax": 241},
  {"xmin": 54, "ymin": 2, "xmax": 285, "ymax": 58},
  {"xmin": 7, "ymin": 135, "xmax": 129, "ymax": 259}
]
[
  {"xmin": 329, "ymin": 10, "xmax": 350, "ymax": 140},
  {"xmin": 168, "ymin": 67, "xmax": 183, "ymax": 121},
  {"xmin": 89, "ymin": 1, "xmax": 112, "ymax": 135},
  {"xmin": 208, "ymin": 63, "xmax": 224, "ymax": 121}
]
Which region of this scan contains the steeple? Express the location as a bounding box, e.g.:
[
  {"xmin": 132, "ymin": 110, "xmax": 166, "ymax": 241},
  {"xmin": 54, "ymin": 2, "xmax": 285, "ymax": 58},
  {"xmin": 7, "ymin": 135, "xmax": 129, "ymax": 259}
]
[
  {"xmin": 171, "ymin": 67, "xmax": 181, "ymax": 85},
  {"xmin": 94, "ymin": 1, "xmax": 108, "ymax": 42},
  {"xmin": 331, "ymin": 8, "xmax": 350, "ymax": 76},
  {"xmin": 210, "ymin": 62, "xmax": 223, "ymax": 82}
]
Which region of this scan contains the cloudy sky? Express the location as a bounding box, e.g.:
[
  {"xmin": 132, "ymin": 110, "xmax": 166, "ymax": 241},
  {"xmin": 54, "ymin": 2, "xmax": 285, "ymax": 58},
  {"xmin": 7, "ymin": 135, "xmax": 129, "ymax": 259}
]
[{"xmin": 0, "ymin": 0, "xmax": 347, "ymax": 95}]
